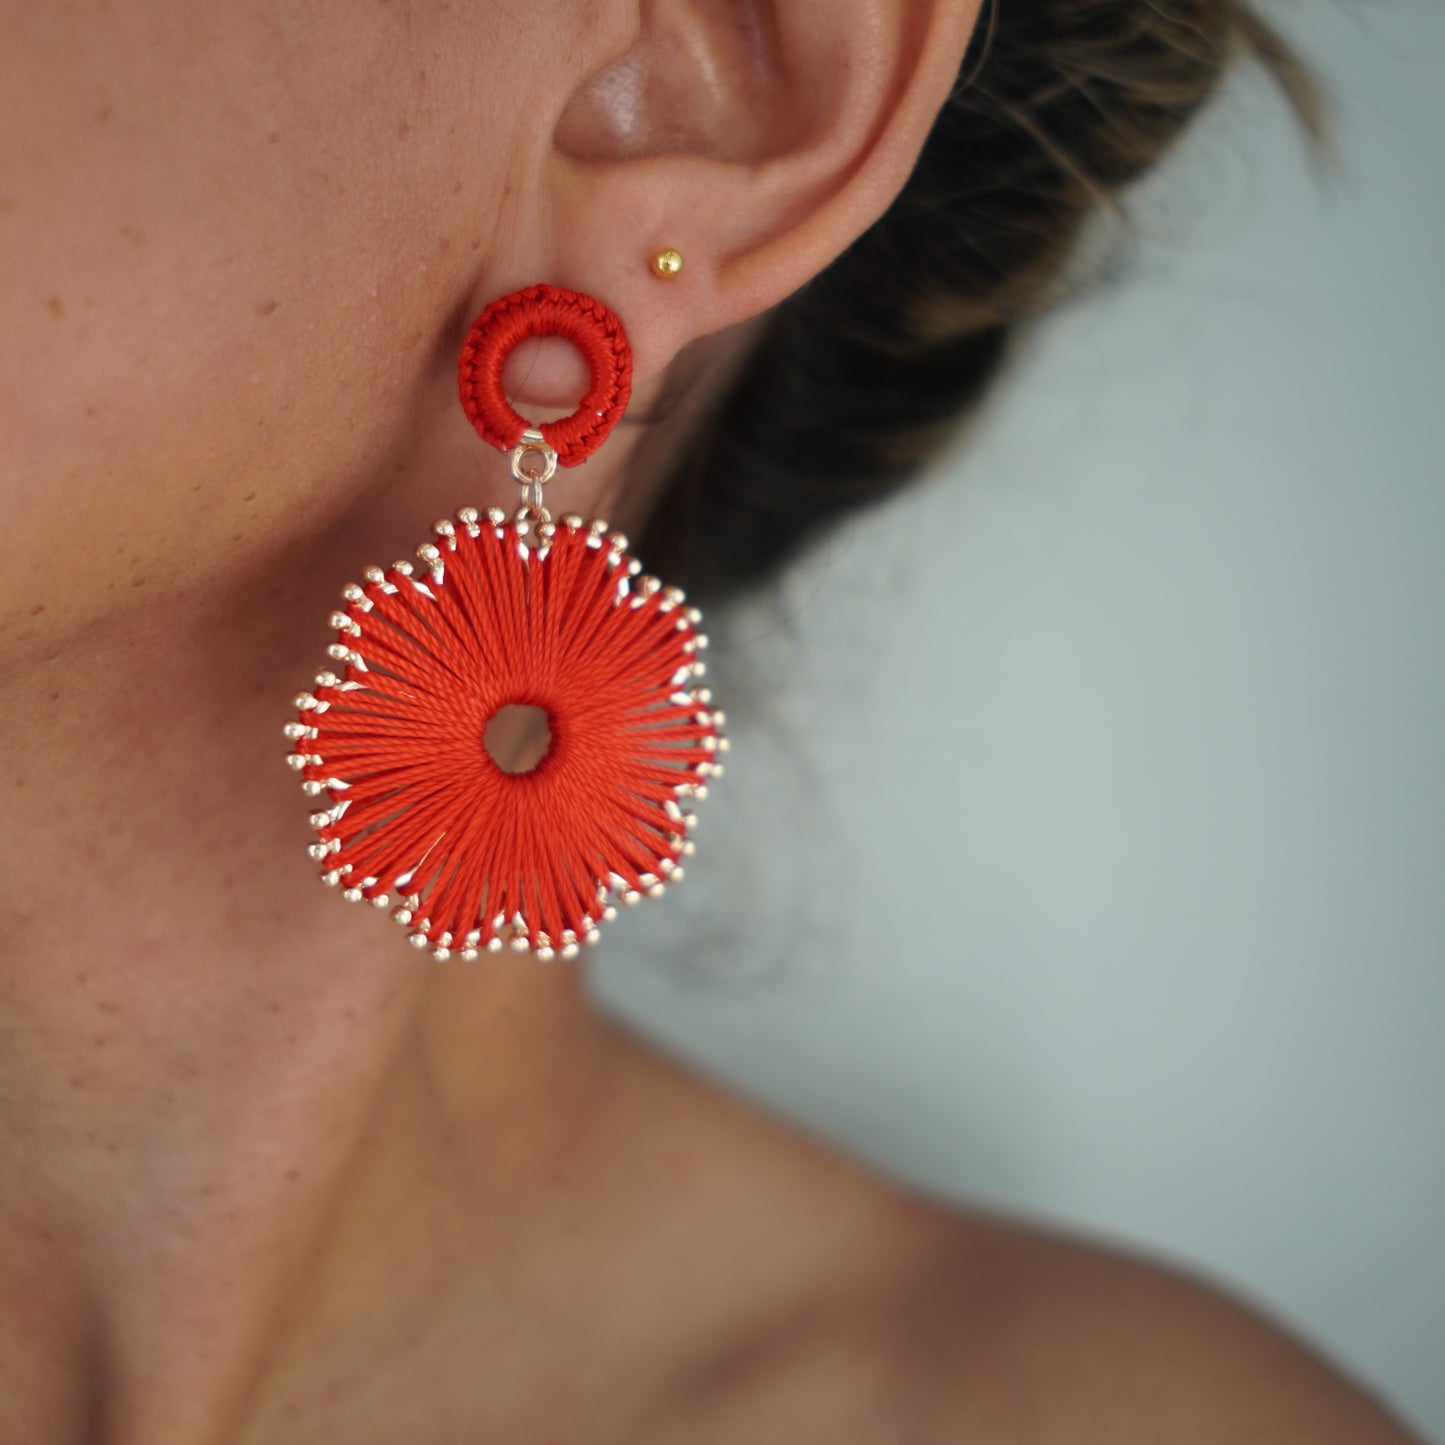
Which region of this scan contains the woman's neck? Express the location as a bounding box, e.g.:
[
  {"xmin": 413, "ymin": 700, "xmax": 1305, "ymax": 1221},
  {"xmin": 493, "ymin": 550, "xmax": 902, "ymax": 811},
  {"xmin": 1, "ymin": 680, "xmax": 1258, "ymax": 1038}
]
[{"xmin": 0, "ymin": 527, "xmax": 633, "ymax": 1445}]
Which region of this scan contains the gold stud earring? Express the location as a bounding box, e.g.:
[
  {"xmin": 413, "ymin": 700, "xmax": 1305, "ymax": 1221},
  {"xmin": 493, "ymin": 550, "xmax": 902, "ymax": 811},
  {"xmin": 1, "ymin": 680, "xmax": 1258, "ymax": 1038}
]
[{"xmin": 650, "ymin": 248, "xmax": 683, "ymax": 279}]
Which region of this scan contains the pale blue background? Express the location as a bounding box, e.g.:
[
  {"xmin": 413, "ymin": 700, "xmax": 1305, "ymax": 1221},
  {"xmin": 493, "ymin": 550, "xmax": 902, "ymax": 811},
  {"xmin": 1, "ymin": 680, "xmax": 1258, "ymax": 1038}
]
[{"xmin": 595, "ymin": 0, "xmax": 1445, "ymax": 1436}]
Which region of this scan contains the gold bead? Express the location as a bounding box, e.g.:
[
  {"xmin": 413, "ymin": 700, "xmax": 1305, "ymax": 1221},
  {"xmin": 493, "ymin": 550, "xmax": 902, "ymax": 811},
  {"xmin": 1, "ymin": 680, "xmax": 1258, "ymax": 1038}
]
[{"xmin": 650, "ymin": 248, "xmax": 683, "ymax": 278}]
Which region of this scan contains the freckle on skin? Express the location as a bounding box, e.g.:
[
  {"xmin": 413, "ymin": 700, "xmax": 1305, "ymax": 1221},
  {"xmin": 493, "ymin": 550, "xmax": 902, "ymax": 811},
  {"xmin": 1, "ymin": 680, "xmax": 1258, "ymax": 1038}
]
[
  {"xmin": 285, "ymin": 1167, "xmax": 301, "ymax": 1182},
  {"xmin": 47, "ymin": 296, "xmax": 64, "ymax": 319},
  {"xmin": 96, "ymin": 103, "xmax": 112, "ymax": 123},
  {"xmin": 130, "ymin": 577, "xmax": 147, "ymax": 589},
  {"xmin": 268, "ymin": 131, "xmax": 281, "ymax": 144},
  {"xmin": 243, "ymin": 492, "xmax": 257, "ymax": 503},
  {"xmin": 255, "ymin": 298, "xmax": 279, "ymax": 317},
  {"xmin": 30, "ymin": 604, "xmax": 45, "ymax": 617},
  {"xmin": 397, "ymin": 120, "xmax": 410, "ymax": 139}
]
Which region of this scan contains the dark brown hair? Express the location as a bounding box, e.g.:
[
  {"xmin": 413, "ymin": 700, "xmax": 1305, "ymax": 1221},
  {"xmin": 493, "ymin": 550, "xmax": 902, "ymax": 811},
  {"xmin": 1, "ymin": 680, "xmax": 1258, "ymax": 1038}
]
[{"xmin": 639, "ymin": 0, "xmax": 1331, "ymax": 604}]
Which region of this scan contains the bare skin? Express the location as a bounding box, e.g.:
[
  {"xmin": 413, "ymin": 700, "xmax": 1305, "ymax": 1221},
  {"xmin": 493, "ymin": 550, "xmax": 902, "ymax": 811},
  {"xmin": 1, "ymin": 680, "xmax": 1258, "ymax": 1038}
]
[{"xmin": 0, "ymin": 2, "xmax": 1423, "ymax": 1442}]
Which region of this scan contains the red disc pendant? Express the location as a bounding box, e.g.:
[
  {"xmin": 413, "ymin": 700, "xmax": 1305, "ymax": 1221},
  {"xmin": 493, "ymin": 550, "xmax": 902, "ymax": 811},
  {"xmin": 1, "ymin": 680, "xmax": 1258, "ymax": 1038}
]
[{"xmin": 286, "ymin": 509, "xmax": 724, "ymax": 960}]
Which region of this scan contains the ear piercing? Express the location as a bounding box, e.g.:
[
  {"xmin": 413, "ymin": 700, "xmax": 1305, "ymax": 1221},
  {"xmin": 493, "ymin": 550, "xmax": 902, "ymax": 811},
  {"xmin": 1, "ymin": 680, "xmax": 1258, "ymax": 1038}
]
[{"xmin": 650, "ymin": 249, "xmax": 683, "ymax": 279}]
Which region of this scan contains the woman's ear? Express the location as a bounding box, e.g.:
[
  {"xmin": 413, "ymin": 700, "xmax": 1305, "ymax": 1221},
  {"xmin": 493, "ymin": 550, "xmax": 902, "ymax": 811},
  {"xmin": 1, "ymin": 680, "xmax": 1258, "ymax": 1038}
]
[{"xmin": 527, "ymin": 0, "xmax": 982, "ymax": 388}]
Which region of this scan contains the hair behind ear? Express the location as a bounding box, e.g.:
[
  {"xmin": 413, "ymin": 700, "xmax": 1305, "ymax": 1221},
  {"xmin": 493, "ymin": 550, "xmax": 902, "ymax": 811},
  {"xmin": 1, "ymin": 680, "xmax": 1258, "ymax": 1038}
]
[{"xmin": 639, "ymin": 0, "xmax": 1332, "ymax": 604}]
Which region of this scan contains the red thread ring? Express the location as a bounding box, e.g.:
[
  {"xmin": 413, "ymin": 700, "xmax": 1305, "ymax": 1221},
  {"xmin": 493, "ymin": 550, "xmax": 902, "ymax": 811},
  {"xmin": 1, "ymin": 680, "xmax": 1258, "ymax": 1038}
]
[{"xmin": 458, "ymin": 283, "xmax": 633, "ymax": 467}]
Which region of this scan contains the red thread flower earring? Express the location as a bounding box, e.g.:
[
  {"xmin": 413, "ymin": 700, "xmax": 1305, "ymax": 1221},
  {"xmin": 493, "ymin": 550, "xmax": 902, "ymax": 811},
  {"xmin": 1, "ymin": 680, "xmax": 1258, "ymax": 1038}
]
[{"xmin": 284, "ymin": 283, "xmax": 725, "ymax": 961}]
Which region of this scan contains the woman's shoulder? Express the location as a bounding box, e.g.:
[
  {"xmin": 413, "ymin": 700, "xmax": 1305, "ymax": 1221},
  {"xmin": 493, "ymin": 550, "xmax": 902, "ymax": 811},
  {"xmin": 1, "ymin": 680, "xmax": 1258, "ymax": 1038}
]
[
  {"xmin": 875, "ymin": 1202, "xmax": 1424, "ymax": 1444},
  {"xmin": 608, "ymin": 1031, "xmax": 1422, "ymax": 1443}
]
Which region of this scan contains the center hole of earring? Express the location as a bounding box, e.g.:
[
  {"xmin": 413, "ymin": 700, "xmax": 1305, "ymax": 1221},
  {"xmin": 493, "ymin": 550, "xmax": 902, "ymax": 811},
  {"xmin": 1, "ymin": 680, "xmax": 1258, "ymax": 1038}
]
[
  {"xmin": 484, "ymin": 704, "xmax": 553, "ymax": 774},
  {"xmin": 502, "ymin": 336, "xmax": 589, "ymax": 421}
]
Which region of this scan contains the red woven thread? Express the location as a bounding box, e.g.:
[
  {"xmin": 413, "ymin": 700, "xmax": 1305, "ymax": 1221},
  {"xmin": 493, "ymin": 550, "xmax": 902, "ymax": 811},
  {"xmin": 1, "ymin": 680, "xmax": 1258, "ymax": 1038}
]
[
  {"xmin": 295, "ymin": 512, "xmax": 720, "ymax": 958},
  {"xmin": 457, "ymin": 284, "xmax": 633, "ymax": 466}
]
